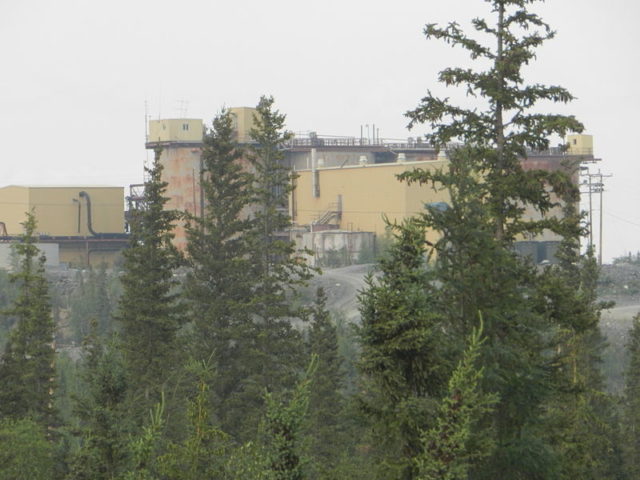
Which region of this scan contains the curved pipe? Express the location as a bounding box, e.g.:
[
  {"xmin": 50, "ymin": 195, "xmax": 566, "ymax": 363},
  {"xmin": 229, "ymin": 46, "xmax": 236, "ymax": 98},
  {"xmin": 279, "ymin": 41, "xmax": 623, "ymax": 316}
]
[{"xmin": 79, "ymin": 191, "xmax": 98, "ymax": 236}]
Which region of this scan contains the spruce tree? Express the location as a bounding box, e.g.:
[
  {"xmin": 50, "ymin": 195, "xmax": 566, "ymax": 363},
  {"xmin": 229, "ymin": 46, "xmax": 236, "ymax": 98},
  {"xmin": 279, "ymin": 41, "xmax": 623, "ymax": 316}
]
[
  {"xmin": 234, "ymin": 96, "xmax": 314, "ymax": 432},
  {"xmin": 399, "ymin": 1, "xmax": 587, "ymax": 476},
  {"xmin": 624, "ymin": 314, "xmax": 640, "ymax": 477},
  {"xmin": 158, "ymin": 362, "xmax": 229, "ymax": 480},
  {"xmin": 0, "ymin": 212, "xmax": 56, "ymax": 426},
  {"xmin": 406, "ymin": 0, "xmax": 583, "ymax": 243},
  {"xmin": 307, "ymin": 287, "xmax": 343, "ymax": 476},
  {"xmin": 533, "ymin": 205, "xmax": 627, "ymax": 479},
  {"xmin": 183, "ymin": 109, "xmax": 255, "ymax": 437},
  {"xmin": 248, "ymin": 95, "xmax": 314, "ymax": 322},
  {"xmin": 262, "ymin": 357, "xmax": 317, "ymax": 480},
  {"xmin": 116, "ymin": 146, "xmax": 182, "ymax": 425},
  {"xmin": 67, "ymin": 329, "xmax": 129, "ymax": 480},
  {"xmin": 358, "ymin": 220, "xmax": 450, "ymax": 479},
  {"xmin": 0, "ymin": 417, "xmax": 54, "ymax": 480},
  {"xmin": 416, "ymin": 323, "xmax": 497, "ymax": 480}
]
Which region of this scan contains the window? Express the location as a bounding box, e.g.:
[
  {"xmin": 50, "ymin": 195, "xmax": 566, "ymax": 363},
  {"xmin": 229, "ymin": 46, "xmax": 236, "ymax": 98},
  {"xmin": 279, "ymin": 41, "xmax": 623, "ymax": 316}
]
[{"xmin": 182, "ymin": 123, "xmax": 189, "ymax": 131}]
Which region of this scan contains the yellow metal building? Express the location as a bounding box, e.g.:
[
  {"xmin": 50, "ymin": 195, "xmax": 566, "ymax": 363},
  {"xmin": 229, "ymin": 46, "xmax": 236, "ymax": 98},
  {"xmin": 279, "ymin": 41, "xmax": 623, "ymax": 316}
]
[
  {"xmin": 0, "ymin": 186, "xmax": 126, "ymax": 266},
  {"xmin": 292, "ymin": 159, "xmax": 450, "ymax": 241},
  {"xmin": 292, "ymin": 134, "xmax": 596, "ymax": 263}
]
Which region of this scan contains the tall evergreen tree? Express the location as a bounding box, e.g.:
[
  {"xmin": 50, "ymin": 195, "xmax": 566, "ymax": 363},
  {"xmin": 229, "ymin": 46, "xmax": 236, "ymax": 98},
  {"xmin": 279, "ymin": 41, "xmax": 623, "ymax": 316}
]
[
  {"xmin": 183, "ymin": 109, "xmax": 256, "ymax": 438},
  {"xmin": 406, "ymin": 0, "xmax": 582, "ymax": 243},
  {"xmin": 0, "ymin": 212, "xmax": 56, "ymax": 426},
  {"xmin": 116, "ymin": 146, "xmax": 182, "ymax": 425},
  {"xmin": 248, "ymin": 95, "xmax": 314, "ymax": 322},
  {"xmin": 358, "ymin": 220, "xmax": 450, "ymax": 480},
  {"xmin": 228, "ymin": 96, "xmax": 314, "ymax": 433},
  {"xmin": 307, "ymin": 287, "xmax": 344, "ymax": 477},
  {"xmin": 533, "ymin": 204, "xmax": 627, "ymax": 479},
  {"xmin": 398, "ymin": 1, "xmax": 588, "ymax": 477}
]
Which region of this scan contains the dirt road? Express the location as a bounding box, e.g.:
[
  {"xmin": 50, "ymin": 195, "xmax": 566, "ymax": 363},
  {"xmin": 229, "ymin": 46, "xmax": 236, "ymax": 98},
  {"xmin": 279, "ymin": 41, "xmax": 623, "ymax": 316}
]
[{"xmin": 308, "ymin": 264, "xmax": 374, "ymax": 322}]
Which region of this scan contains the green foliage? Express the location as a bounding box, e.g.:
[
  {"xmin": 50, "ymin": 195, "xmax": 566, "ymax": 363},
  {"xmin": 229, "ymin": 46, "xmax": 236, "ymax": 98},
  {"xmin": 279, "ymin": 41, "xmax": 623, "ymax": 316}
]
[
  {"xmin": 120, "ymin": 400, "xmax": 165, "ymax": 480},
  {"xmin": 319, "ymin": 247, "xmax": 349, "ymax": 268},
  {"xmin": 117, "ymin": 146, "xmax": 183, "ymax": 427},
  {"xmin": 263, "ymin": 356, "xmax": 317, "ymax": 480},
  {"xmin": 0, "ymin": 417, "xmax": 54, "ymax": 480},
  {"xmin": 307, "ymin": 288, "xmax": 344, "ymax": 476},
  {"xmin": 158, "ymin": 361, "xmax": 229, "ymax": 479},
  {"xmin": 0, "ymin": 267, "xmax": 17, "ymax": 351},
  {"xmin": 248, "ymin": 95, "xmax": 315, "ymax": 322},
  {"xmin": 67, "ymin": 330, "xmax": 130, "ymax": 480},
  {"xmin": 624, "ymin": 314, "xmax": 640, "ymax": 477},
  {"xmin": 406, "ymin": 0, "xmax": 582, "ymax": 242},
  {"xmin": 55, "ymin": 351, "xmax": 83, "ymax": 429},
  {"xmin": 214, "ymin": 96, "xmax": 315, "ymax": 439},
  {"xmin": 184, "ymin": 109, "xmax": 256, "ymax": 438},
  {"xmin": 534, "ymin": 212, "xmax": 627, "ymax": 479},
  {"xmin": 358, "ymin": 220, "xmax": 449, "ymax": 479},
  {"xmin": 416, "ymin": 321, "xmax": 498, "ymax": 480},
  {"xmin": 68, "ymin": 266, "xmax": 118, "ymax": 343},
  {"xmin": 225, "ymin": 441, "xmax": 276, "ymax": 480},
  {"xmin": 398, "ymin": 1, "xmax": 596, "ymax": 477},
  {"xmin": 0, "ymin": 212, "xmax": 56, "ymax": 426}
]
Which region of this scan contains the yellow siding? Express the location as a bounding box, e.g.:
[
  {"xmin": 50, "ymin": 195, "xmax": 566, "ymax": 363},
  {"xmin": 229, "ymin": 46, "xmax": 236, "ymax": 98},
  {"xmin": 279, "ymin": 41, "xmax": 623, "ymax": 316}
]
[
  {"xmin": 293, "ymin": 160, "xmax": 449, "ymax": 235},
  {"xmin": 0, "ymin": 186, "xmax": 124, "ymax": 236},
  {"xmin": 0, "ymin": 186, "xmax": 30, "ymax": 235},
  {"xmin": 567, "ymin": 134, "xmax": 593, "ymax": 155},
  {"xmin": 229, "ymin": 107, "xmax": 258, "ymax": 143},
  {"xmin": 148, "ymin": 118, "xmax": 203, "ymax": 143}
]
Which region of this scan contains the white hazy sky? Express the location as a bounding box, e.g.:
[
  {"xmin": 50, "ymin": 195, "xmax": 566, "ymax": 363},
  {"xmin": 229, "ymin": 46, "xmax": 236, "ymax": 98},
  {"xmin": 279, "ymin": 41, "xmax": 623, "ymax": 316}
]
[{"xmin": 1, "ymin": 0, "xmax": 638, "ymax": 262}]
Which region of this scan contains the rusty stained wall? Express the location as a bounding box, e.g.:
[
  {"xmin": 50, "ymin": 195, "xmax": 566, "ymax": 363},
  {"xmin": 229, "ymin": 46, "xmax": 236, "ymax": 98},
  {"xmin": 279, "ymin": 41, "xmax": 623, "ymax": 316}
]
[{"xmin": 159, "ymin": 146, "xmax": 203, "ymax": 249}]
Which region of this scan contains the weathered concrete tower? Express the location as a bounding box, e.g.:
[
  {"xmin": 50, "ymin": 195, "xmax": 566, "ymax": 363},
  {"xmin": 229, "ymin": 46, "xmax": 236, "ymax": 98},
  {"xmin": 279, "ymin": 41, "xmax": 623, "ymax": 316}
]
[{"xmin": 146, "ymin": 118, "xmax": 204, "ymax": 250}]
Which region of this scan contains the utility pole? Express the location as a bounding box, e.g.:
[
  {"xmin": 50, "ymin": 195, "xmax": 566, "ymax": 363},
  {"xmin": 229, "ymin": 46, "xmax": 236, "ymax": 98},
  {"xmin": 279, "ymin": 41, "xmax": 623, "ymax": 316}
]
[
  {"xmin": 582, "ymin": 170, "xmax": 611, "ymax": 265},
  {"xmin": 580, "ymin": 165, "xmax": 611, "ymax": 264},
  {"xmin": 597, "ymin": 173, "xmax": 604, "ymax": 265},
  {"xmin": 580, "ymin": 166, "xmax": 598, "ymax": 251},
  {"xmin": 596, "ymin": 171, "xmax": 612, "ymax": 265}
]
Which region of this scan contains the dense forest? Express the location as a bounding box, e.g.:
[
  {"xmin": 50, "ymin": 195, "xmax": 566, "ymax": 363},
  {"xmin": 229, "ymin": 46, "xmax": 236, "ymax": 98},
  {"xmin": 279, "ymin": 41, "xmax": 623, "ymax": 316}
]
[{"xmin": 2, "ymin": 2, "xmax": 640, "ymax": 479}]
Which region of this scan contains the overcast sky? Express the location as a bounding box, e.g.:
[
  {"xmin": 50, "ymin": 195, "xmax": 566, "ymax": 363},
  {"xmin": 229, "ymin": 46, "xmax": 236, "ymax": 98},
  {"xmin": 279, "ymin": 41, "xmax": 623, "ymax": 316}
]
[{"xmin": 1, "ymin": 0, "xmax": 638, "ymax": 262}]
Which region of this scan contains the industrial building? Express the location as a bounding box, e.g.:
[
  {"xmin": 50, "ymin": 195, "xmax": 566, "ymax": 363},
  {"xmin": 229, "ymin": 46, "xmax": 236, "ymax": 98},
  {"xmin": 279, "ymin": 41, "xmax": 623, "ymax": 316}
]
[
  {"xmin": 289, "ymin": 133, "xmax": 593, "ymax": 264},
  {"xmin": 144, "ymin": 108, "xmax": 259, "ymax": 250},
  {"xmin": 0, "ymin": 186, "xmax": 127, "ymax": 267},
  {"xmin": 145, "ymin": 118, "xmax": 205, "ymax": 250},
  {"xmin": 144, "ymin": 108, "xmax": 595, "ymax": 265}
]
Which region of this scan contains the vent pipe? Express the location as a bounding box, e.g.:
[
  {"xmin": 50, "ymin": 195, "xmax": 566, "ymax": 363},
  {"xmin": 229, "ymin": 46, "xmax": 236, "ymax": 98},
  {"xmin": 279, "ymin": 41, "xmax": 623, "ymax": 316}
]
[{"xmin": 311, "ymin": 148, "xmax": 320, "ymax": 197}]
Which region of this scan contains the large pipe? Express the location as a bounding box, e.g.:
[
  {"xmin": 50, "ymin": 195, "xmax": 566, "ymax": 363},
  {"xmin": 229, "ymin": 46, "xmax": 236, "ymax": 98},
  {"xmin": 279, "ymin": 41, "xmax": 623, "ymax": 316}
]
[{"xmin": 79, "ymin": 191, "xmax": 98, "ymax": 236}]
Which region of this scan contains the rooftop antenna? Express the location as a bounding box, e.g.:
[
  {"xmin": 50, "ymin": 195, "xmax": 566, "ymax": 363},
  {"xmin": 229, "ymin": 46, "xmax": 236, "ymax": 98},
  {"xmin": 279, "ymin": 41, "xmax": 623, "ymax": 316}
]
[
  {"xmin": 176, "ymin": 99, "xmax": 189, "ymax": 118},
  {"xmin": 144, "ymin": 99, "xmax": 149, "ymax": 140},
  {"xmin": 158, "ymin": 82, "xmax": 163, "ymax": 120}
]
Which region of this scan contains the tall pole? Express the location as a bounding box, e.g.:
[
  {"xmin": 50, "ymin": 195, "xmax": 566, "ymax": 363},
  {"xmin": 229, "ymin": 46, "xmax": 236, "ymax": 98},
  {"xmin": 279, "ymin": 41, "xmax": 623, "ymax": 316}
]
[
  {"xmin": 598, "ymin": 173, "xmax": 603, "ymax": 265},
  {"xmin": 588, "ymin": 174, "xmax": 593, "ymax": 249}
]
